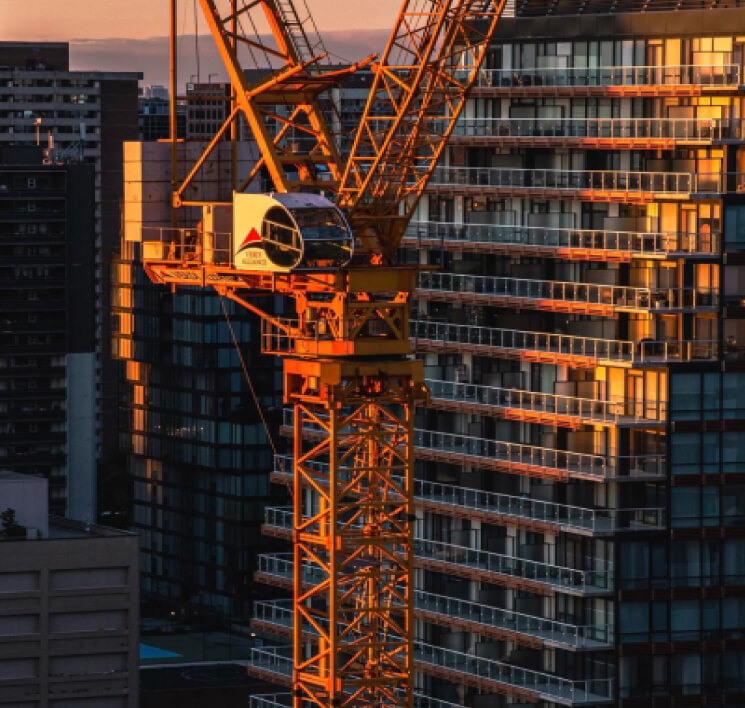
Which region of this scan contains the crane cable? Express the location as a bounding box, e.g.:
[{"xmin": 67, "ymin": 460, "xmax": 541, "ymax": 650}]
[
  {"xmin": 193, "ymin": 0, "xmax": 201, "ymax": 83},
  {"xmin": 218, "ymin": 294, "xmax": 293, "ymax": 497}
]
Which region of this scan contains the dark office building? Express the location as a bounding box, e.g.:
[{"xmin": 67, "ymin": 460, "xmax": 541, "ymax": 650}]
[
  {"xmin": 0, "ymin": 42, "xmax": 140, "ymax": 521},
  {"xmin": 138, "ymin": 94, "xmax": 186, "ymax": 142},
  {"xmin": 0, "ymin": 147, "xmax": 95, "ymax": 516}
]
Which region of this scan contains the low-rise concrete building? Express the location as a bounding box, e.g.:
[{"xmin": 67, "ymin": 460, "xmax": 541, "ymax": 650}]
[{"xmin": 0, "ymin": 471, "xmax": 139, "ymax": 708}]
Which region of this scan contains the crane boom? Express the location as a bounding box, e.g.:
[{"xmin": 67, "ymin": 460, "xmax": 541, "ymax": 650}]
[
  {"xmin": 339, "ymin": 0, "xmax": 506, "ymax": 261},
  {"xmin": 129, "ymin": 3, "xmax": 507, "ymax": 708},
  {"xmin": 175, "ymin": 0, "xmax": 370, "ymax": 203}
]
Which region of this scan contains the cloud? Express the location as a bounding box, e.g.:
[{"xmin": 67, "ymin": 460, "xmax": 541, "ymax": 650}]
[{"xmin": 69, "ymin": 30, "xmax": 390, "ymax": 87}]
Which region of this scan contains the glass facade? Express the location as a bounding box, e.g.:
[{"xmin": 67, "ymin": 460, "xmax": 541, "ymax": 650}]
[{"xmin": 114, "ymin": 239, "xmax": 282, "ymax": 619}]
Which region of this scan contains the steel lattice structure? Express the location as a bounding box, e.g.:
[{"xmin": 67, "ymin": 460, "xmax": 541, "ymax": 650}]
[
  {"xmin": 339, "ymin": 0, "xmax": 507, "ymax": 261},
  {"xmin": 137, "ymin": 2, "xmax": 505, "ymax": 707},
  {"xmin": 290, "ymin": 359, "xmax": 426, "ymax": 708}
]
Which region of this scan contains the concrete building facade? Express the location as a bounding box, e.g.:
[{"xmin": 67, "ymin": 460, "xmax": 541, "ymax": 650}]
[{"xmin": 0, "ymin": 471, "xmax": 139, "ymax": 708}]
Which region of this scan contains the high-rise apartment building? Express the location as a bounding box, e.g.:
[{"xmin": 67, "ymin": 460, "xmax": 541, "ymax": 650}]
[
  {"xmin": 0, "ymin": 43, "xmax": 140, "ymax": 521},
  {"xmin": 246, "ymin": 2, "xmax": 745, "ymax": 706},
  {"xmin": 0, "ymin": 147, "xmax": 96, "ymax": 516}
]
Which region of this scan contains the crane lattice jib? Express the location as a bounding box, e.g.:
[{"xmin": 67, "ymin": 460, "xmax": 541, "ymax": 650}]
[{"xmin": 339, "ymin": 0, "xmax": 507, "ymax": 261}]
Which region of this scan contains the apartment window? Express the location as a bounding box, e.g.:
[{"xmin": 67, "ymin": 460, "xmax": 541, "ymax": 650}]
[
  {"xmin": 671, "ymin": 654, "xmax": 701, "ymax": 695},
  {"xmin": 671, "ymin": 600, "xmax": 700, "ymax": 640},
  {"xmin": 725, "ymin": 205, "xmax": 745, "ymax": 249},
  {"xmin": 619, "ymin": 602, "xmax": 648, "ymax": 642},
  {"xmin": 671, "ymin": 487, "xmax": 716, "ymax": 527},
  {"xmin": 670, "ymin": 373, "xmax": 700, "ymax": 420},
  {"xmin": 620, "ymin": 541, "xmax": 649, "ymax": 589}
]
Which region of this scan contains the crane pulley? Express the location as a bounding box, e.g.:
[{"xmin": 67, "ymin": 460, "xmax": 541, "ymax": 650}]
[{"xmin": 133, "ymin": 2, "xmax": 507, "ymax": 707}]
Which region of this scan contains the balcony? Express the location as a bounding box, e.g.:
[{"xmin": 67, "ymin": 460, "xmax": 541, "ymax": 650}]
[
  {"xmin": 415, "ymin": 538, "xmax": 613, "ymax": 596},
  {"xmin": 245, "ymin": 645, "xmax": 614, "ymax": 705},
  {"xmin": 279, "ymin": 408, "xmax": 665, "ymax": 481},
  {"xmin": 271, "ymin": 455, "xmax": 666, "ymax": 536},
  {"xmin": 260, "ymin": 511, "xmax": 614, "ymax": 596},
  {"xmin": 416, "ymin": 643, "xmax": 613, "ymax": 705},
  {"xmin": 415, "ymin": 477, "xmax": 664, "ymax": 536},
  {"xmin": 253, "ymin": 593, "xmax": 613, "ymax": 651},
  {"xmin": 255, "ymin": 553, "xmax": 318, "ymax": 589},
  {"xmin": 246, "ymin": 645, "xmax": 293, "ymax": 687},
  {"xmin": 417, "ymin": 273, "xmax": 717, "ymax": 314},
  {"xmin": 451, "ymin": 117, "xmax": 745, "ymax": 149},
  {"xmin": 402, "ymin": 220, "xmax": 720, "ymax": 261},
  {"xmin": 425, "ymin": 378, "xmax": 666, "ymax": 427},
  {"xmin": 280, "ymin": 407, "xmax": 663, "ymax": 481},
  {"xmin": 414, "ymin": 428, "xmax": 664, "ymax": 482},
  {"xmin": 250, "ymin": 694, "xmax": 469, "ymax": 708},
  {"xmin": 471, "ymin": 64, "xmax": 741, "ymax": 97},
  {"xmin": 412, "ymin": 319, "xmax": 719, "ymax": 368},
  {"xmin": 429, "ymin": 166, "xmax": 733, "ymax": 202}
]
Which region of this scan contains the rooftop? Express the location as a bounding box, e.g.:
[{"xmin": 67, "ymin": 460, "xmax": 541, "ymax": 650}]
[{"xmin": 48, "ymin": 516, "xmax": 136, "ymax": 540}]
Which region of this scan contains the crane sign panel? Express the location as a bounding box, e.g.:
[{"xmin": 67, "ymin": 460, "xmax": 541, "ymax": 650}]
[{"xmin": 233, "ymin": 193, "xmax": 354, "ymax": 272}]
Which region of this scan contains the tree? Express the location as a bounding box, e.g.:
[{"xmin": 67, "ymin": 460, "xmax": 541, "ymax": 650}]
[{"xmin": 0, "ymin": 508, "xmax": 22, "ymax": 537}]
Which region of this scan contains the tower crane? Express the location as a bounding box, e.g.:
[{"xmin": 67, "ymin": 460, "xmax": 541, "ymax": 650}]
[{"xmin": 133, "ymin": 2, "xmax": 506, "ymax": 707}]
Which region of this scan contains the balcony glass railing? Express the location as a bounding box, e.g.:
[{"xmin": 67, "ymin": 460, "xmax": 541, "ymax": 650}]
[
  {"xmin": 411, "ymin": 319, "xmax": 720, "ymax": 364},
  {"xmin": 431, "ymin": 166, "xmax": 733, "ymax": 195},
  {"xmin": 403, "ymin": 220, "xmax": 720, "ymax": 257},
  {"xmin": 414, "ymin": 428, "xmax": 664, "ymax": 480},
  {"xmin": 453, "ymin": 116, "xmax": 745, "ymax": 141},
  {"xmin": 280, "ymin": 408, "xmax": 666, "ymax": 479},
  {"xmin": 247, "ymin": 646, "xmax": 614, "ymax": 705},
  {"xmin": 254, "ymin": 593, "xmax": 614, "ymax": 649},
  {"xmin": 426, "ymin": 378, "xmax": 667, "ymax": 424},
  {"xmin": 417, "ymin": 642, "xmax": 613, "ymax": 704},
  {"xmin": 418, "ymin": 272, "xmax": 718, "ymax": 311},
  {"xmin": 416, "ymin": 538, "xmax": 613, "ymax": 594},
  {"xmin": 273, "ymin": 455, "xmax": 666, "ymax": 534},
  {"xmin": 251, "ymin": 695, "xmax": 469, "ymax": 708},
  {"xmin": 473, "ymin": 64, "xmax": 741, "ymax": 88},
  {"xmin": 415, "ymin": 477, "xmax": 664, "ymax": 533},
  {"xmin": 416, "ymin": 590, "xmax": 612, "ymax": 648},
  {"xmin": 257, "ymin": 552, "xmax": 327, "ymax": 586},
  {"xmin": 261, "ymin": 514, "xmax": 614, "ymax": 594},
  {"xmin": 248, "ymin": 645, "xmax": 293, "ymax": 678}
]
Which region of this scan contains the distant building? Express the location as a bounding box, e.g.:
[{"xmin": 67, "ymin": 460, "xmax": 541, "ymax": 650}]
[
  {"xmin": 0, "ymin": 147, "xmax": 96, "ymax": 517},
  {"xmin": 0, "ymin": 42, "xmax": 140, "ymax": 521},
  {"xmin": 0, "ymin": 470, "xmax": 139, "ymax": 708},
  {"xmin": 185, "ymin": 82, "xmax": 231, "ymax": 140},
  {"xmin": 138, "ymin": 95, "xmax": 186, "ymax": 142},
  {"xmin": 141, "ymin": 85, "xmax": 169, "ymax": 101}
]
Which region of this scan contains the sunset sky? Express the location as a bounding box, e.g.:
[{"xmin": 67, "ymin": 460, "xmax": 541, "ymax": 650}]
[
  {"xmin": 3, "ymin": 1, "xmax": 401, "ymax": 41},
  {"xmin": 2, "ymin": 0, "xmax": 399, "ymax": 84}
]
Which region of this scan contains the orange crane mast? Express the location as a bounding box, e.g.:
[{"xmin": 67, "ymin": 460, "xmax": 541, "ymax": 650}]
[{"xmin": 134, "ymin": 2, "xmax": 506, "ymax": 707}]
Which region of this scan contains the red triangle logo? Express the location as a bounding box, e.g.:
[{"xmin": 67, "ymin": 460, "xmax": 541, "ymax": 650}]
[{"xmin": 239, "ymin": 227, "xmax": 261, "ymax": 249}]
